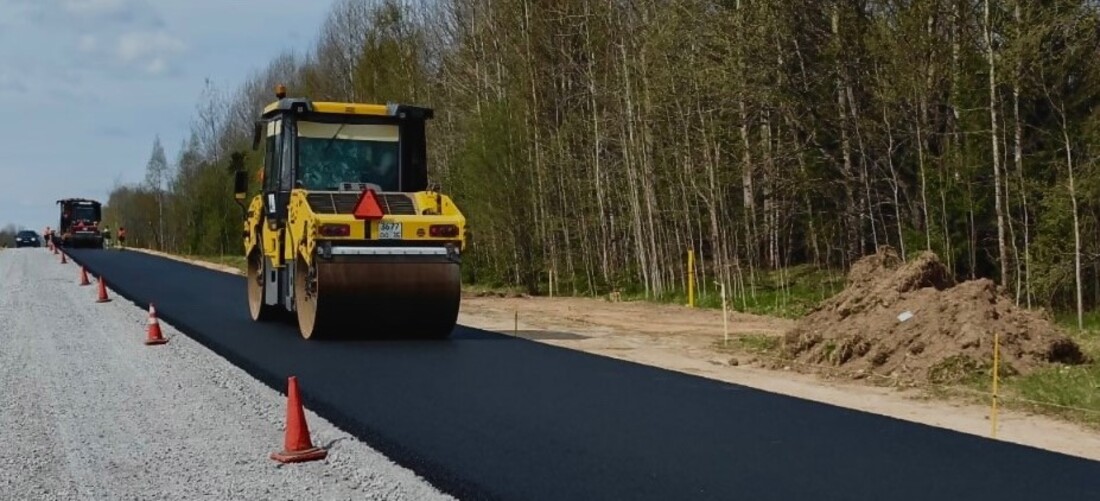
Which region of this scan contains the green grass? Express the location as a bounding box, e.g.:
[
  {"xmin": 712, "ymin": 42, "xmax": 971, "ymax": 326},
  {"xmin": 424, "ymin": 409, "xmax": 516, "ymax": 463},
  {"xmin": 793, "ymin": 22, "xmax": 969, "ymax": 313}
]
[
  {"xmin": 1009, "ymin": 364, "xmax": 1100, "ymax": 426},
  {"xmin": 620, "ymin": 264, "xmax": 846, "ymax": 318},
  {"xmin": 908, "ymin": 328, "xmax": 1100, "ymax": 428},
  {"xmin": 1054, "ymin": 310, "xmax": 1100, "ymax": 332},
  {"xmin": 998, "ymin": 330, "xmax": 1100, "ymax": 427}
]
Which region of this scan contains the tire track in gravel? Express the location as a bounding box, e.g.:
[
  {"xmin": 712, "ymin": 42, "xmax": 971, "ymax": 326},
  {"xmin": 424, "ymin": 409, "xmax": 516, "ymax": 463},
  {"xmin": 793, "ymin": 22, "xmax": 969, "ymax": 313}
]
[{"xmin": 0, "ymin": 248, "xmax": 452, "ymax": 501}]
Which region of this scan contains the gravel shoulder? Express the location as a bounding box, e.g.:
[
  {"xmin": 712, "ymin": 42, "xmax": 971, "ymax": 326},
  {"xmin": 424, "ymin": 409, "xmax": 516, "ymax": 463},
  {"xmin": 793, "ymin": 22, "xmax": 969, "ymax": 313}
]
[{"xmin": 0, "ymin": 248, "xmax": 453, "ymax": 501}]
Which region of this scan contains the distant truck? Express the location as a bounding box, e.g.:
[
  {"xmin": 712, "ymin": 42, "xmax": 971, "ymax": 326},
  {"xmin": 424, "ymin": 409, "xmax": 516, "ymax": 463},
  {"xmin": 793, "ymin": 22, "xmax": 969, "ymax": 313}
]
[{"xmin": 55, "ymin": 198, "xmax": 105, "ymax": 248}]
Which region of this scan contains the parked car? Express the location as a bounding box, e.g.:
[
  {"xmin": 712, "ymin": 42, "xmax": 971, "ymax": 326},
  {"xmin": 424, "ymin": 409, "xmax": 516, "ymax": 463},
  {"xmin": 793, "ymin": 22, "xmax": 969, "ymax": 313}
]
[{"xmin": 15, "ymin": 230, "xmax": 41, "ymax": 248}]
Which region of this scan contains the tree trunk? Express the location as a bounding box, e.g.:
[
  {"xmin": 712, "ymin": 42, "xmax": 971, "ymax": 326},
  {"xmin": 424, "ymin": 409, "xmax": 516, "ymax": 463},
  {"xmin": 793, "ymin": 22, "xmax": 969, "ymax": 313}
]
[
  {"xmin": 986, "ymin": 0, "xmax": 1008, "ymax": 286},
  {"xmin": 1012, "ymin": 0, "xmax": 1032, "ymax": 308},
  {"xmin": 1059, "ymin": 104, "xmax": 1084, "ymax": 330}
]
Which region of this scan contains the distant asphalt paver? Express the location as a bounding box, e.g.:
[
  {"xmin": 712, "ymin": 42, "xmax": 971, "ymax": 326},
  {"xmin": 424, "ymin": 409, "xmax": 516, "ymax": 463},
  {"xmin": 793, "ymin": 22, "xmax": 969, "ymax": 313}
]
[{"xmin": 67, "ymin": 248, "xmax": 1100, "ymax": 501}]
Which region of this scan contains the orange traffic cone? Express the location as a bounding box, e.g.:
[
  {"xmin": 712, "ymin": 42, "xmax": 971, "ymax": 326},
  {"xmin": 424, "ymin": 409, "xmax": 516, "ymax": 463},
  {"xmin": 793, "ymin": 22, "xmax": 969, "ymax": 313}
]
[
  {"xmin": 144, "ymin": 304, "xmax": 168, "ymax": 345},
  {"xmin": 60, "ymin": 252, "xmax": 67, "ymax": 264},
  {"xmin": 96, "ymin": 278, "xmax": 111, "ymax": 303},
  {"xmin": 271, "ymin": 376, "xmax": 327, "ymax": 463},
  {"xmin": 79, "ymin": 267, "xmax": 91, "ymax": 286}
]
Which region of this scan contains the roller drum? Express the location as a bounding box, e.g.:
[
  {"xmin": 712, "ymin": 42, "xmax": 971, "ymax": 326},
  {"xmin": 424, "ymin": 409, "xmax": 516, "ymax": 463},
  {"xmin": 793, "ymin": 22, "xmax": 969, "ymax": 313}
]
[{"xmin": 295, "ymin": 254, "xmax": 461, "ymax": 339}]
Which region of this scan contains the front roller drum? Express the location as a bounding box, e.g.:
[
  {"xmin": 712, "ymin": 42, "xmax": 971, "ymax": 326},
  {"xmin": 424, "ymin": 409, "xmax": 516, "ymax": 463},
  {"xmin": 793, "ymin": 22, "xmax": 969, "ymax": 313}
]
[
  {"xmin": 247, "ymin": 251, "xmax": 280, "ymax": 322},
  {"xmin": 294, "ymin": 256, "xmax": 461, "ymax": 340}
]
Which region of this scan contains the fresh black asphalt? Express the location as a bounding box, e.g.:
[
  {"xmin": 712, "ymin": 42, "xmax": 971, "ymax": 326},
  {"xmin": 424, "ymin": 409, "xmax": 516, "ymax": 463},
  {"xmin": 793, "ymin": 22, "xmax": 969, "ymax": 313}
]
[{"xmin": 65, "ymin": 248, "xmax": 1100, "ymax": 500}]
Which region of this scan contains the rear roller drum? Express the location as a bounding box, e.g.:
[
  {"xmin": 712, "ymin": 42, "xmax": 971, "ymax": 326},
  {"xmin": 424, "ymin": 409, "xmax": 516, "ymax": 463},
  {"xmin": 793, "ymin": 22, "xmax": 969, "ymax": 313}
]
[{"xmin": 294, "ymin": 256, "xmax": 461, "ymax": 340}]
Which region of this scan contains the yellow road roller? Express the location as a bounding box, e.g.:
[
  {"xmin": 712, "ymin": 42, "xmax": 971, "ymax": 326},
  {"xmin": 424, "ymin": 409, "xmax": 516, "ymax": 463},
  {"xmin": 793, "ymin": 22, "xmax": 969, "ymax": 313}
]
[{"xmin": 233, "ymin": 86, "xmax": 466, "ymax": 339}]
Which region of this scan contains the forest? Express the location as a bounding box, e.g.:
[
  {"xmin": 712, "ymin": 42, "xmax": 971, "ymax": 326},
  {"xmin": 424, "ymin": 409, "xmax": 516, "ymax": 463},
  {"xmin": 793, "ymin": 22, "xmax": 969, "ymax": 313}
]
[{"xmin": 101, "ymin": 0, "xmax": 1100, "ymax": 322}]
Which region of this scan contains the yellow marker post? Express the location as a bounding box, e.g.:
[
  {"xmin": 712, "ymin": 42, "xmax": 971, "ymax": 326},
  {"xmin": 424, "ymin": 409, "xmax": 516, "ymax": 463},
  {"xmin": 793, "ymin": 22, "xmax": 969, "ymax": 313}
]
[
  {"xmin": 687, "ymin": 248, "xmax": 695, "ymax": 308},
  {"xmin": 991, "ymin": 331, "xmax": 1000, "ymax": 438}
]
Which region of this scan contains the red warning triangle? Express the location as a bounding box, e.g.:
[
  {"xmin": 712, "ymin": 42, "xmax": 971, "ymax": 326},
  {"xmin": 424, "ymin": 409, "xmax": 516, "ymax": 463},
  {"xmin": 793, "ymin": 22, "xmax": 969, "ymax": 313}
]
[{"xmin": 353, "ymin": 188, "xmax": 384, "ymax": 219}]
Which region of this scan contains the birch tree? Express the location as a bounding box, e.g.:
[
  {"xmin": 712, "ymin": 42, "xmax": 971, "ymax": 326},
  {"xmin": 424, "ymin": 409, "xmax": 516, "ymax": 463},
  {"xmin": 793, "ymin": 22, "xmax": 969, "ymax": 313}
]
[{"xmin": 144, "ymin": 135, "xmax": 169, "ymax": 249}]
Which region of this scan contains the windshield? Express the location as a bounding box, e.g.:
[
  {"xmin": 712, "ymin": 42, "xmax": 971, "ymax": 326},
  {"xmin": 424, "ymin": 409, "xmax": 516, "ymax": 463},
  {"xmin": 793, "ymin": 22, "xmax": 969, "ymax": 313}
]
[
  {"xmin": 296, "ymin": 121, "xmax": 400, "ymax": 191},
  {"xmin": 17, "ymin": 231, "xmax": 36, "ymax": 238},
  {"xmin": 70, "ymin": 205, "xmax": 99, "ymax": 222}
]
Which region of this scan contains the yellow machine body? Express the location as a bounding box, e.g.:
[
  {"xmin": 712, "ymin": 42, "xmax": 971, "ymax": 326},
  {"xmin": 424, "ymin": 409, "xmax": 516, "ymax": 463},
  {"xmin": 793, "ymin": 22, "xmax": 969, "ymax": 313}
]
[{"xmin": 236, "ymin": 93, "xmax": 466, "ymax": 339}]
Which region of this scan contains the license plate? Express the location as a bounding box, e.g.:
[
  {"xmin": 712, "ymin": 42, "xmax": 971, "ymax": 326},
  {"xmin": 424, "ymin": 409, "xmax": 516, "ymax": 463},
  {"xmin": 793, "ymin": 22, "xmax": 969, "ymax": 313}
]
[{"xmin": 378, "ymin": 221, "xmax": 402, "ymax": 240}]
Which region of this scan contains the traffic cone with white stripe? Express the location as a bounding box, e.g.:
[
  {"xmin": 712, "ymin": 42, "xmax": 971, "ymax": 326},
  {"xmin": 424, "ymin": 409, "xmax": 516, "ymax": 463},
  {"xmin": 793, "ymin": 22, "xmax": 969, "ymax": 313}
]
[
  {"xmin": 145, "ymin": 304, "xmax": 168, "ymax": 345},
  {"xmin": 96, "ymin": 278, "xmax": 111, "ymax": 303},
  {"xmin": 271, "ymin": 376, "xmax": 327, "ymax": 463}
]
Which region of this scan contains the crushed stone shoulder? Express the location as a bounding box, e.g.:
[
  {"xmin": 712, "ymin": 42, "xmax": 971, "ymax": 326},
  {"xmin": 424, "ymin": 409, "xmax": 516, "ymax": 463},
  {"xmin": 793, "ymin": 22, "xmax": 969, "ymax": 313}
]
[{"xmin": 0, "ymin": 248, "xmax": 452, "ymax": 500}]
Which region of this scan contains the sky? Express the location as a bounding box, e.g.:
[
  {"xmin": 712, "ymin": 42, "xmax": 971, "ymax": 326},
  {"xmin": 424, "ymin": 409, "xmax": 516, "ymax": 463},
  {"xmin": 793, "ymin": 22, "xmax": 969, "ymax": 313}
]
[{"xmin": 0, "ymin": 0, "xmax": 334, "ymax": 232}]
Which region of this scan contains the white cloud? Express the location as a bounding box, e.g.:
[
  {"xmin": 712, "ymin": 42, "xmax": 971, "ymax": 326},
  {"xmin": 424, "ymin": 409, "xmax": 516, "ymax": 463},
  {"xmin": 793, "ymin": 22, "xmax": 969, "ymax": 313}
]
[
  {"xmin": 145, "ymin": 57, "xmax": 167, "ymax": 75},
  {"xmin": 77, "ymin": 34, "xmax": 98, "ymax": 53},
  {"xmin": 0, "ymin": 0, "xmax": 36, "ymax": 28},
  {"xmin": 63, "ymin": 0, "xmax": 128, "ymax": 15},
  {"xmin": 0, "ymin": 73, "xmax": 29, "ymax": 96},
  {"xmin": 45, "ymin": 0, "xmax": 186, "ymax": 78},
  {"xmin": 0, "ymin": 0, "xmax": 174, "ymax": 32},
  {"xmin": 59, "ymin": 0, "xmax": 163, "ymax": 27},
  {"xmin": 115, "ymin": 30, "xmax": 186, "ymax": 75},
  {"xmin": 116, "ymin": 30, "xmax": 184, "ymax": 62}
]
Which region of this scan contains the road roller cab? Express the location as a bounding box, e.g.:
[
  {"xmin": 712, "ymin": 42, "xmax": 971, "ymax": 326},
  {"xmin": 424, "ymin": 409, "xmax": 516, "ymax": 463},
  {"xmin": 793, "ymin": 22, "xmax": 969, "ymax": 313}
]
[{"xmin": 235, "ymin": 86, "xmax": 466, "ymax": 340}]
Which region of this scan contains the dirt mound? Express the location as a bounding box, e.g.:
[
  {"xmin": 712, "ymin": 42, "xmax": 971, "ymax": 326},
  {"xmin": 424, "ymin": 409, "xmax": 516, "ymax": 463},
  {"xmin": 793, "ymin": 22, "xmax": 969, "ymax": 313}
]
[{"xmin": 783, "ymin": 246, "xmax": 1086, "ymax": 385}]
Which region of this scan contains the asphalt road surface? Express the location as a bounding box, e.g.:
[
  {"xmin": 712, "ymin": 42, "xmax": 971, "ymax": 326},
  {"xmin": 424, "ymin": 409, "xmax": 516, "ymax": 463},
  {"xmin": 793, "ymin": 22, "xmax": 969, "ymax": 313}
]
[{"xmin": 67, "ymin": 248, "xmax": 1100, "ymax": 501}]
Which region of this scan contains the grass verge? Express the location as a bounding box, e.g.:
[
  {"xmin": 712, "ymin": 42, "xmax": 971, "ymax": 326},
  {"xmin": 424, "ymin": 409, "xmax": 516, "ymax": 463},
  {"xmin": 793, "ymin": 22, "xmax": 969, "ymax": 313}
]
[
  {"xmin": 620, "ymin": 264, "xmax": 846, "ymax": 318},
  {"xmin": 710, "ymin": 330, "xmax": 1100, "ymax": 429},
  {"xmin": 1002, "ymin": 329, "xmax": 1100, "ymax": 427}
]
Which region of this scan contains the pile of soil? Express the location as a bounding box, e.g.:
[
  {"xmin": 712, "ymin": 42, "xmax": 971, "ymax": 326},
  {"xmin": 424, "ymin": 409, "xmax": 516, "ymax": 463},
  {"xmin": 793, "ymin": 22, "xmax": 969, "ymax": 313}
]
[{"xmin": 782, "ymin": 246, "xmax": 1087, "ymax": 385}]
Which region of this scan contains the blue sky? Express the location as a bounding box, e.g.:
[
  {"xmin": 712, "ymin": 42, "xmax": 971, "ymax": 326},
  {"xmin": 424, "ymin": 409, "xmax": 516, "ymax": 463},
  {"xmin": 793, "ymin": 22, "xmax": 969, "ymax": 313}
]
[{"xmin": 0, "ymin": 0, "xmax": 333, "ymax": 232}]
